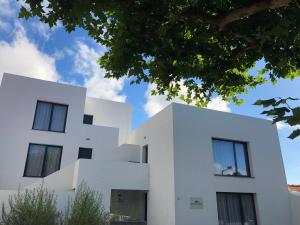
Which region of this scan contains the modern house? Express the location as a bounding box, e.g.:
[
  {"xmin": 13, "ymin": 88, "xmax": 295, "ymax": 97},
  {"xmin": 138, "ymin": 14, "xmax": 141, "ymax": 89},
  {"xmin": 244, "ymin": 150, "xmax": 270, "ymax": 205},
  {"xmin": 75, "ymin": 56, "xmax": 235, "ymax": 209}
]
[{"xmin": 0, "ymin": 73, "xmax": 299, "ymax": 225}]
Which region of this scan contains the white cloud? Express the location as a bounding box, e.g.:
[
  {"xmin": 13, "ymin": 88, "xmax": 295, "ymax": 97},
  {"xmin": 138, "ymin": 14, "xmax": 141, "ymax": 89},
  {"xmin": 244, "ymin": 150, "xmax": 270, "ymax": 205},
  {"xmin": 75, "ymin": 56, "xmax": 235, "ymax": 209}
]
[
  {"xmin": 0, "ymin": 22, "xmax": 59, "ymax": 83},
  {"xmin": 31, "ymin": 20, "xmax": 62, "ymax": 40},
  {"xmin": 144, "ymin": 83, "xmax": 231, "ymax": 117},
  {"xmin": 73, "ymin": 41, "xmax": 126, "ymax": 102},
  {"xmin": 0, "ymin": 0, "xmax": 16, "ymax": 17},
  {"xmin": 31, "ymin": 21, "xmax": 52, "ymax": 40},
  {"xmin": 207, "ymin": 96, "xmax": 231, "ymax": 112},
  {"xmin": 276, "ymin": 121, "xmax": 289, "ymax": 130}
]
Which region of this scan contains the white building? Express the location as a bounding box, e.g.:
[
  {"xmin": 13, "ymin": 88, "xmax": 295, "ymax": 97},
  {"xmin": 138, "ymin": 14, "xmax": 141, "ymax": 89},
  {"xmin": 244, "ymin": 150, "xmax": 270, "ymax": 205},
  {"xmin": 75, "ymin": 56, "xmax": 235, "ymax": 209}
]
[{"xmin": 0, "ymin": 73, "xmax": 298, "ymax": 225}]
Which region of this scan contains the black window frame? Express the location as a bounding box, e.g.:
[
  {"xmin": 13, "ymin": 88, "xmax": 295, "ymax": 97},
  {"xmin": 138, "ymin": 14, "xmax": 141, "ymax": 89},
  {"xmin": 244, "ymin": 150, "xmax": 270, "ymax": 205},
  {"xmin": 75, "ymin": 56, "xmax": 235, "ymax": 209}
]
[
  {"xmin": 23, "ymin": 143, "xmax": 63, "ymax": 178},
  {"xmin": 32, "ymin": 100, "xmax": 68, "ymax": 133},
  {"xmin": 216, "ymin": 192, "xmax": 257, "ymax": 225},
  {"xmin": 78, "ymin": 147, "xmax": 93, "ymax": 159},
  {"xmin": 142, "ymin": 145, "xmax": 148, "ymax": 163},
  {"xmin": 212, "ymin": 138, "xmax": 251, "ymax": 177},
  {"xmin": 83, "ymin": 114, "xmax": 93, "ymax": 125}
]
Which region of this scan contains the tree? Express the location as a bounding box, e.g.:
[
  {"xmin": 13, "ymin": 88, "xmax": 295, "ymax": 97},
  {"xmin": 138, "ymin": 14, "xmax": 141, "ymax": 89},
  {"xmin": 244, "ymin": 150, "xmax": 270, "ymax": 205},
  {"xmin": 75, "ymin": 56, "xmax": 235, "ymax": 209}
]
[{"xmin": 19, "ymin": 0, "xmax": 300, "ymax": 138}]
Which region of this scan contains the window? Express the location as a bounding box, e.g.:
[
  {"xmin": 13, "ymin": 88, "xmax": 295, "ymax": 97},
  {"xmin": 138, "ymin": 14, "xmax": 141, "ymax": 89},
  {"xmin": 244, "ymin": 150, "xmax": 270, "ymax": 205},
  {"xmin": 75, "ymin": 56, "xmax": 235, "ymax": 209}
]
[
  {"xmin": 78, "ymin": 148, "xmax": 93, "ymax": 159},
  {"xmin": 33, "ymin": 101, "xmax": 68, "ymax": 132},
  {"xmin": 142, "ymin": 145, "xmax": 148, "ymax": 163},
  {"xmin": 83, "ymin": 114, "xmax": 93, "ymax": 125},
  {"xmin": 216, "ymin": 193, "xmax": 257, "ymax": 225},
  {"xmin": 24, "ymin": 144, "xmax": 62, "ymax": 177},
  {"xmin": 212, "ymin": 139, "xmax": 250, "ymax": 177}
]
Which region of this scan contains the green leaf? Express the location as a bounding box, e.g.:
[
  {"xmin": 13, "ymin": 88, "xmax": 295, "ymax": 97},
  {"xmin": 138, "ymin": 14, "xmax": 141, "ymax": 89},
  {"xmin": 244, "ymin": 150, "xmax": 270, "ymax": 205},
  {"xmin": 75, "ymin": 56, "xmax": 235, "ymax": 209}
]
[
  {"xmin": 287, "ymin": 107, "xmax": 300, "ymax": 126},
  {"xmin": 288, "ymin": 129, "xmax": 300, "ymax": 139}
]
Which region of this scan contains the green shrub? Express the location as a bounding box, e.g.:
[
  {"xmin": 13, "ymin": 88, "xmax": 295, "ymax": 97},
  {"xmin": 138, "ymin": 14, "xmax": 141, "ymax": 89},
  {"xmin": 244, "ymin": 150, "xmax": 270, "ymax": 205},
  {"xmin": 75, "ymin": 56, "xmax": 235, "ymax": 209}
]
[
  {"xmin": 64, "ymin": 183, "xmax": 110, "ymax": 225},
  {"xmin": 1, "ymin": 186, "xmax": 61, "ymax": 225}
]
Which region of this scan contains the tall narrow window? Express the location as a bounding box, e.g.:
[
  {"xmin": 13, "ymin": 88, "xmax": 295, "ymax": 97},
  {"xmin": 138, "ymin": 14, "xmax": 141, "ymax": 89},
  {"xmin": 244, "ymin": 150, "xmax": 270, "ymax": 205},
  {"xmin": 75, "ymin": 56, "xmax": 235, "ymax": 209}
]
[
  {"xmin": 212, "ymin": 139, "xmax": 250, "ymax": 177},
  {"xmin": 33, "ymin": 101, "xmax": 68, "ymax": 132},
  {"xmin": 216, "ymin": 193, "xmax": 257, "ymax": 225},
  {"xmin": 24, "ymin": 144, "xmax": 62, "ymax": 177},
  {"xmin": 142, "ymin": 145, "xmax": 148, "ymax": 163}
]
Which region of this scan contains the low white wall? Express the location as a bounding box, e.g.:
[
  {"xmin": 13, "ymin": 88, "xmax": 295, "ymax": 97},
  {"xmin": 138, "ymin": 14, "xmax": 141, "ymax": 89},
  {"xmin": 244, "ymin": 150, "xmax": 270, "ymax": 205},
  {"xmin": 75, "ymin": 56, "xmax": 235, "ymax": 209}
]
[
  {"xmin": 73, "ymin": 160, "xmax": 149, "ymax": 210},
  {"xmin": 24, "ymin": 162, "xmax": 76, "ymax": 191},
  {"xmin": 290, "ymin": 191, "xmax": 300, "ymax": 225}
]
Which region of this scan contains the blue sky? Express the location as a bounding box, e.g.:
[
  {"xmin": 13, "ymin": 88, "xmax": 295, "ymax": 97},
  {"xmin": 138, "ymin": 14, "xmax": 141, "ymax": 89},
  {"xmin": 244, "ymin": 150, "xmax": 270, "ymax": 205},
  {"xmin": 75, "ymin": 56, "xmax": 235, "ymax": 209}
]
[{"xmin": 0, "ymin": 0, "xmax": 299, "ymax": 184}]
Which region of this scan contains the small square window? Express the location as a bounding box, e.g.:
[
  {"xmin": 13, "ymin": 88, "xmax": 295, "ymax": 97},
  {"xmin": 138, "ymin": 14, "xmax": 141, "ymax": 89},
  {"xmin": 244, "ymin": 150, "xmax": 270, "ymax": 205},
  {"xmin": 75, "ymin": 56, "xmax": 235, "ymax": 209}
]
[
  {"xmin": 83, "ymin": 114, "xmax": 93, "ymax": 125},
  {"xmin": 78, "ymin": 148, "xmax": 93, "ymax": 159}
]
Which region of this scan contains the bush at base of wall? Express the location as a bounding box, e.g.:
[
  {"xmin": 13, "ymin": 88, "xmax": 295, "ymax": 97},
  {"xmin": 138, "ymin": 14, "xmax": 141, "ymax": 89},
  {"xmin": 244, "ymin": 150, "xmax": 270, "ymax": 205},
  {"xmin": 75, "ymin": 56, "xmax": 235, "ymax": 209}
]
[{"xmin": 0, "ymin": 183, "xmax": 110, "ymax": 225}]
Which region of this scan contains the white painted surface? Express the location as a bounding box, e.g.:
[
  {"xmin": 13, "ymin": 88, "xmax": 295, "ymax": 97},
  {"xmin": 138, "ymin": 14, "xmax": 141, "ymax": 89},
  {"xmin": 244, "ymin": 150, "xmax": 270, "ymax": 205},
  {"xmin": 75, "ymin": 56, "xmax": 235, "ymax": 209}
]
[
  {"xmin": 0, "ymin": 73, "xmax": 128, "ymax": 189},
  {"xmin": 129, "ymin": 105, "xmax": 176, "ymax": 225},
  {"xmin": 290, "ymin": 191, "xmax": 300, "ymax": 225},
  {"xmin": 73, "ymin": 160, "xmax": 149, "ymax": 210},
  {"xmin": 0, "ymin": 73, "xmax": 294, "ymax": 225},
  {"xmin": 172, "ymin": 103, "xmax": 291, "ymax": 225},
  {"xmin": 84, "ymin": 97, "xmax": 132, "ymax": 144},
  {"xmin": 24, "ymin": 162, "xmax": 77, "ymax": 191}
]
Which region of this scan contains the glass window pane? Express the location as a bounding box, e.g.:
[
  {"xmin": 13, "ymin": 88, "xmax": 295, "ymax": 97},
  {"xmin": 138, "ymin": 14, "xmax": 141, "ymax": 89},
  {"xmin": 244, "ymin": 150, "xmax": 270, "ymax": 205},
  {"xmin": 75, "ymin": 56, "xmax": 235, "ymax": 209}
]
[
  {"xmin": 83, "ymin": 114, "xmax": 93, "ymax": 125},
  {"xmin": 43, "ymin": 146, "xmax": 62, "ymax": 176},
  {"xmin": 226, "ymin": 194, "xmax": 243, "ymax": 225},
  {"xmin": 50, "ymin": 105, "xmax": 67, "ymax": 132},
  {"xmin": 235, "ymin": 143, "xmax": 249, "ymax": 176},
  {"xmin": 24, "ymin": 144, "xmax": 46, "ymax": 177},
  {"xmin": 213, "ymin": 140, "xmax": 235, "ymax": 175},
  {"xmin": 217, "ymin": 193, "xmax": 228, "ymax": 225},
  {"xmin": 240, "ymin": 195, "xmax": 256, "ymax": 225},
  {"xmin": 78, "ymin": 148, "xmax": 93, "ymax": 159},
  {"xmin": 33, "ymin": 102, "xmax": 52, "ymax": 130}
]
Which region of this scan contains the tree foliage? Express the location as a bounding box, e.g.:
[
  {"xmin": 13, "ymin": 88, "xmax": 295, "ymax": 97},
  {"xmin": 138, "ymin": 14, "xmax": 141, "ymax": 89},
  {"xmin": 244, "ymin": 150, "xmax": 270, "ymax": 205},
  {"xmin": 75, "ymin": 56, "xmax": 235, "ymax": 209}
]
[
  {"xmin": 254, "ymin": 97, "xmax": 300, "ymax": 139},
  {"xmin": 64, "ymin": 183, "xmax": 110, "ymax": 225},
  {"xmin": 19, "ymin": 0, "xmax": 300, "ymax": 137},
  {"xmin": 1, "ymin": 186, "xmax": 60, "ymax": 225}
]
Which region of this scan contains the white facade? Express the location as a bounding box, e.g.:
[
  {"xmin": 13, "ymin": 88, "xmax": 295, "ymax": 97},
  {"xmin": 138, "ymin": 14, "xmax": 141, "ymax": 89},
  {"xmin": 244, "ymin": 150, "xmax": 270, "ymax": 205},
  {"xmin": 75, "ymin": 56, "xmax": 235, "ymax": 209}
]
[{"xmin": 0, "ymin": 73, "xmax": 298, "ymax": 225}]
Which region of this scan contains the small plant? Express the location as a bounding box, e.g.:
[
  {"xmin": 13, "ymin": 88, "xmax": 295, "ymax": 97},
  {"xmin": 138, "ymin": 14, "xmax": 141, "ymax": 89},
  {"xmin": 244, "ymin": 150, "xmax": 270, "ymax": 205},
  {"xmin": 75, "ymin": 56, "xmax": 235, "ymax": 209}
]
[
  {"xmin": 64, "ymin": 183, "xmax": 110, "ymax": 225},
  {"xmin": 1, "ymin": 186, "xmax": 60, "ymax": 225}
]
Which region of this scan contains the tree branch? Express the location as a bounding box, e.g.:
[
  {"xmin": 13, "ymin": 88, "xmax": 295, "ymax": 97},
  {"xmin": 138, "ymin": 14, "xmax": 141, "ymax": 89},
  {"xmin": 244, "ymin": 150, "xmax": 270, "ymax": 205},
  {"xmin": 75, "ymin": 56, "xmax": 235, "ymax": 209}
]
[{"xmin": 183, "ymin": 0, "xmax": 291, "ymax": 29}]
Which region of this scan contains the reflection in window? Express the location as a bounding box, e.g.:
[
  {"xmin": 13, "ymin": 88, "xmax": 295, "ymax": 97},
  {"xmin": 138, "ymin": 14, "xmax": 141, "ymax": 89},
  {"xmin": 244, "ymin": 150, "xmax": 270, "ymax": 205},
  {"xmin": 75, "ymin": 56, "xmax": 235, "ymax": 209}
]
[{"xmin": 213, "ymin": 139, "xmax": 250, "ymax": 177}]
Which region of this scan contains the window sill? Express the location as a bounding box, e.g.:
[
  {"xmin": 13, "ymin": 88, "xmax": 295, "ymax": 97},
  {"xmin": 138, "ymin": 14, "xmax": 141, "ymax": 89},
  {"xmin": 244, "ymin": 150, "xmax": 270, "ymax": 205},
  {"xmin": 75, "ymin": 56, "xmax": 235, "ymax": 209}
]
[
  {"xmin": 214, "ymin": 174, "xmax": 255, "ymax": 179},
  {"xmin": 32, "ymin": 128, "xmax": 66, "ymax": 134}
]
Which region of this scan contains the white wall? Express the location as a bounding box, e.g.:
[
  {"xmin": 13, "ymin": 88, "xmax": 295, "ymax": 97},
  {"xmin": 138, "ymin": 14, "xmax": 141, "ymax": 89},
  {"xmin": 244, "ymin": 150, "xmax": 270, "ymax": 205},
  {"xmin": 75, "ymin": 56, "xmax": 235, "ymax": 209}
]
[
  {"xmin": 290, "ymin": 191, "xmax": 300, "ymax": 225},
  {"xmin": 129, "ymin": 105, "xmax": 176, "ymax": 225},
  {"xmin": 0, "ymin": 73, "xmax": 128, "ymax": 189},
  {"xmin": 84, "ymin": 97, "xmax": 132, "ymax": 144},
  {"xmin": 172, "ymin": 103, "xmax": 291, "ymax": 225},
  {"xmin": 73, "ymin": 160, "xmax": 149, "ymax": 210}
]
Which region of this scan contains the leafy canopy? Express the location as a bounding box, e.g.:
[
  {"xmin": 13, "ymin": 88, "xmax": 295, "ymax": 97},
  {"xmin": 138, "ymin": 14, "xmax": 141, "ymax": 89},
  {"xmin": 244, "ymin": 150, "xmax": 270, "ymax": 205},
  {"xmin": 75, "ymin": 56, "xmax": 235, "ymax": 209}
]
[{"xmin": 19, "ymin": 0, "xmax": 300, "ymax": 137}]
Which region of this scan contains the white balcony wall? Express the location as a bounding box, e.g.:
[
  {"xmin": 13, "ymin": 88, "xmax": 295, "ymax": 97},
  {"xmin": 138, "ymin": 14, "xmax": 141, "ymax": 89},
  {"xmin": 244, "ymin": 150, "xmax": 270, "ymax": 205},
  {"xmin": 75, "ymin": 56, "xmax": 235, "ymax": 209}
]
[{"xmin": 72, "ymin": 160, "xmax": 149, "ymax": 210}]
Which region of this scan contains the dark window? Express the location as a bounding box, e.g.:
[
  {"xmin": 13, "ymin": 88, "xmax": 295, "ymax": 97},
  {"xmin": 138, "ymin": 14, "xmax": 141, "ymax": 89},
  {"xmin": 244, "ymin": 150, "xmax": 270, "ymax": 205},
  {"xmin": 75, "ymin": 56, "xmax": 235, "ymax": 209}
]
[
  {"xmin": 212, "ymin": 139, "xmax": 250, "ymax": 177},
  {"xmin": 83, "ymin": 114, "xmax": 93, "ymax": 125},
  {"xmin": 24, "ymin": 144, "xmax": 62, "ymax": 177},
  {"xmin": 142, "ymin": 145, "xmax": 148, "ymax": 163},
  {"xmin": 217, "ymin": 193, "xmax": 257, "ymax": 225},
  {"xmin": 78, "ymin": 148, "xmax": 93, "ymax": 159},
  {"xmin": 33, "ymin": 101, "xmax": 68, "ymax": 132}
]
